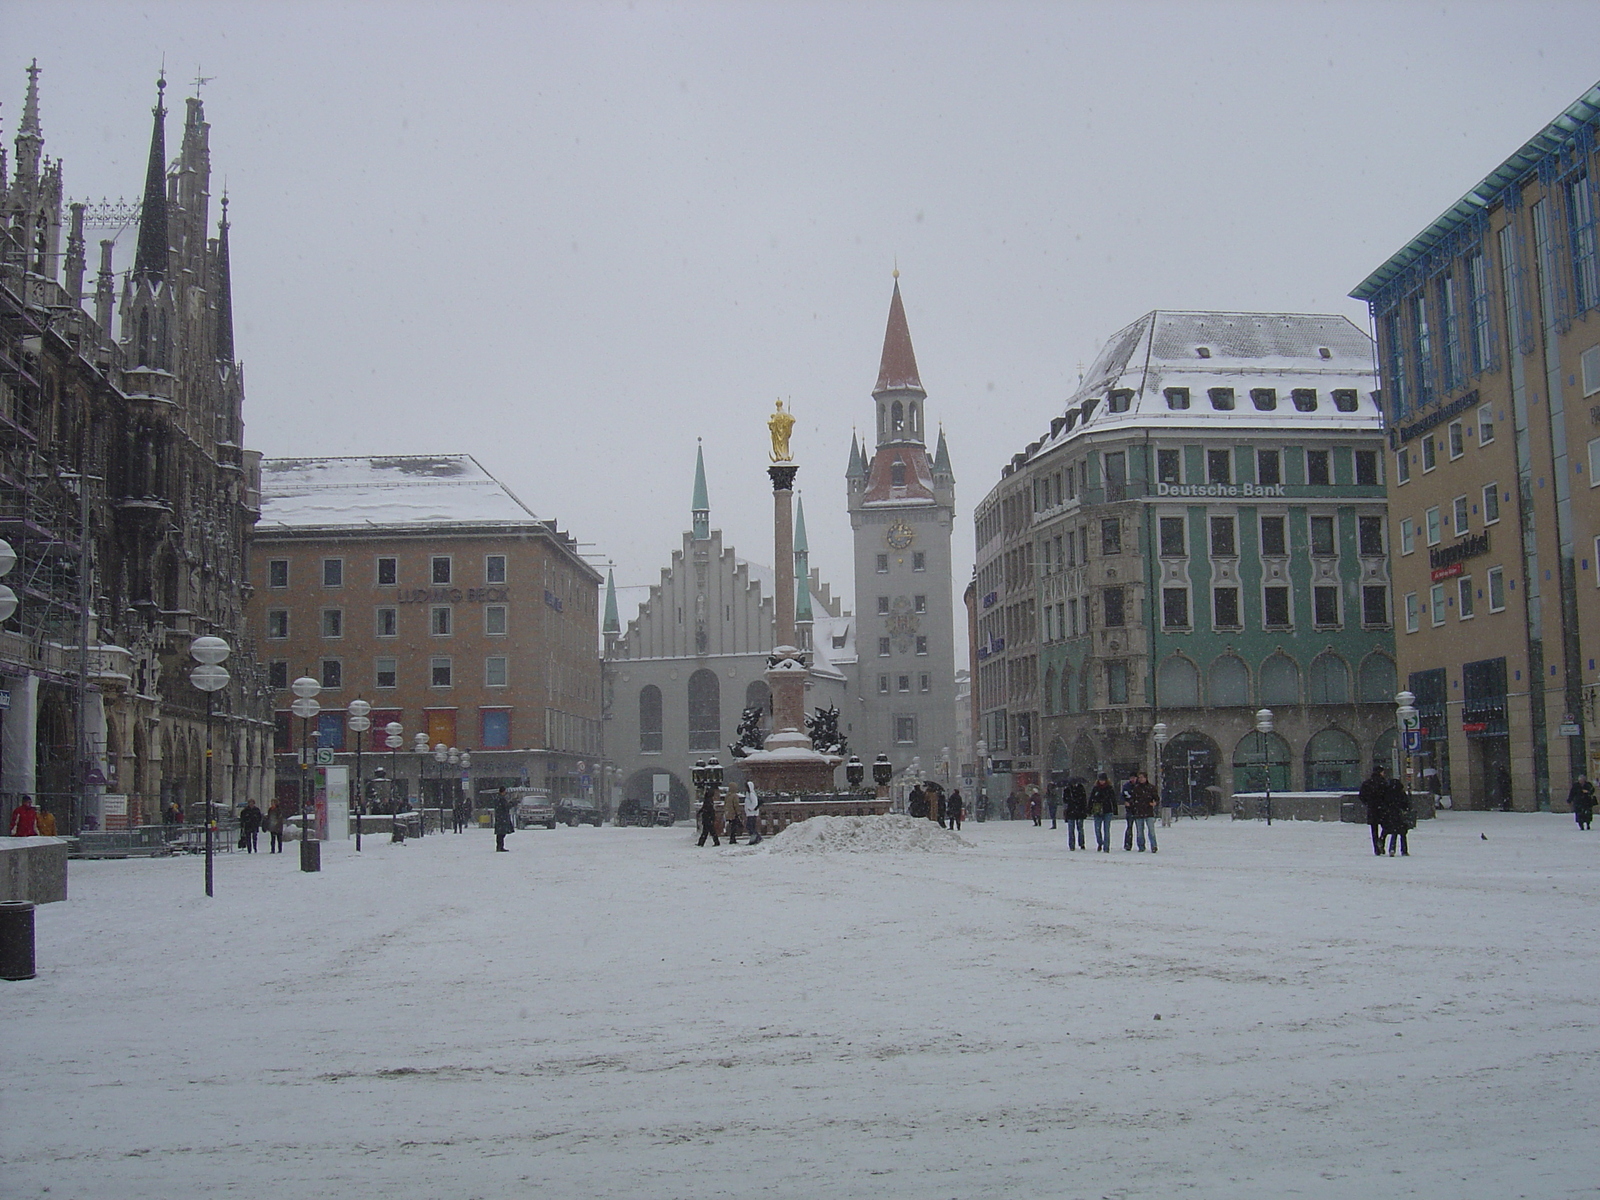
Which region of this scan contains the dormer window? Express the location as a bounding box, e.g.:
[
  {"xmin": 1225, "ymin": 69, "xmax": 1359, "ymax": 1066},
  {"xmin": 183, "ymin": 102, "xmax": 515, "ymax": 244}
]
[
  {"xmin": 1331, "ymin": 389, "xmax": 1359, "ymax": 412},
  {"xmin": 1318, "ymin": 347, "xmax": 1332, "ymax": 360},
  {"xmin": 1250, "ymin": 388, "xmax": 1277, "ymax": 411},
  {"xmin": 891, "ymin": 461, "xmax": 906, "ymax": 487},
  {"xmin": 1292, "ymin": 389, "xmax": 1318, "ymax": 412},
  {"xmin": 1163, "ymin": 387, "xmax": 1190, "ymax": 410},
  {"xmin": 1081, "ymin": 397, "xmax": 1100, "ymax": 422},
  {"xmin": 1208, "ymin": 387, "xmax": 1235, "ymax": 411},
  {"xmin": 1108, "ymin": 389, "xmax": 1133, "ymax": 413},
  {"xmin": 1196, "ymin": 346, "xmax": 1212, "ymax": 358}
]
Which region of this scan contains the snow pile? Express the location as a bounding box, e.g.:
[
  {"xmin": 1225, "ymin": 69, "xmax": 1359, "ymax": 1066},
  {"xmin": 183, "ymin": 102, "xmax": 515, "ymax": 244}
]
[{"xmin": 760, "ymin": 813, "xmax": 971, "ymax": 854}]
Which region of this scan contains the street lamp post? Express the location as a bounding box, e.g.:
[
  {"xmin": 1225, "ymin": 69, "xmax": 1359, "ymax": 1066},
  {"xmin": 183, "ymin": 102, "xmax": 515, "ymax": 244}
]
[
  {"xmin": 1152, "ymin": 722, "xmax": 1170, "ymax": 823},
  {"xmin": 1255, "ymin": 708, "xmax": 1275, "ymax": 825},
  {"xmin": 412, "ymin": 733, "xmax": 429, "ymax": 834},
  {"xmin": 845, "ymin": 755, "xmax": 865, "ymax": 791},
  {"xmin": 0, "ymin": 539, "xmax": 19, "ymax": 808},
  {"xmin": 385, "ymin": 722, "xmax": 403, "ymax": 812},
  {"xmin": 975, "ymin": 740, "xmax": 988, "ymax": 822},
  {"xmin": 347, "ymin": 699, "xmax": 371, "ymax": 851},
  {"xmin": 458, "ymin": 751, "xmax": 471, "ymax": 830},
  {"xmin": 290, "ymin": 676, "xmax": 322, "ymax": 871},
  {"xmin": 190, "ymin": 636, "xmax": 231, "ymax": 897},
  {"xmin": 1395, "ymin": 691, "xmax": 1419, "ymax": 799},
  {"xmin": 434, "ymin": 744, "xmax": 449, "ymax": 830}
]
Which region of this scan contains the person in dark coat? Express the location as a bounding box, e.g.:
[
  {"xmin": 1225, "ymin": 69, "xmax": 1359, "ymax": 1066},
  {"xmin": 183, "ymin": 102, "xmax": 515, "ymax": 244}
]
[
  {"xmin": 1127, "ymin": 772, "xmax": 1159, "ymax": 852},
  {"xmin": 1383, "ymin": 776, "xmax": 1414, "ymax": 856},
  {"xmin": 1047, "ymin": 785, "xmax": 1060, "ymax": 829},
  {"xmin": 947, "ymin": 789, "xmax": 965, "ymax": 831},
  {"xmin": 265, "ymin": 800, "xmax": 285, "ymax": 853},
  {"xmin": 1063, "ymin": 777, "xmax": 1089, "ymax": 850},
  {"xmin": 1358, "ymin": 766, "xmax": 1389, "ymax": 856},
  {"xmin": 239, "ymin": 800, "xmax": 262, "ymax": 853},
  {"xmin": 1568, "ymin": 776, "xmax": 1596, "ymax": 830},
  {"xmin": 935, "ymin": 786, "xmax": 948, "ymax": 828},
  {"xmin": 697, "ymin": 788, "xmax": 721, "ymax": 846},
  {"xmin": 493, "ymin": 787, "xmax": 514, "ymax": 851},
  {"xmin": 1027, "ymin": 788, "xmax": 1043, "ymax": 826},
  {"xmin": 1089, "ymin": 773, "xmax": 1117, "ymax": 852},
  {"xmin": 1120, "ymin": 771, "xmax": 1140, "ymax": 850},
  {"xmin": 907, "ymin": 784, "xmax": 928, "ymax": 819}
]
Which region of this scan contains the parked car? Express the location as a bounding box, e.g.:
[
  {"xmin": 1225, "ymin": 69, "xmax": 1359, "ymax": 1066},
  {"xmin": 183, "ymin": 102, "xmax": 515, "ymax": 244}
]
[
  {"xmin": 616, "ymin": 795, "xmax": 676, "ymax": 826},
  {"xmin": 510, "ymin": 788, "xmax": 556, "ymax": 829},
  {"xmin": 555, "ymin": 796, "xmax": 603, "ymax": 827}
]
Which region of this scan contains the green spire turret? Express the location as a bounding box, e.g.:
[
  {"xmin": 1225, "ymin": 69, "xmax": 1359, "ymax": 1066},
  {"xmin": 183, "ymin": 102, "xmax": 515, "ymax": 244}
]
[
  {"xmin": 691, "ymin": 441, "xmax": 710, "ymax": 541},
  {"xmin": 603, "ymin": 567, "xmax": 620, "ymax": 636}
]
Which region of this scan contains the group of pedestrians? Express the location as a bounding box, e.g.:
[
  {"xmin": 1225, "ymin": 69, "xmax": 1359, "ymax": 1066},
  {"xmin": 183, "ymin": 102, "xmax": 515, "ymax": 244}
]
[
  {"xmin": 906, "ymin": 782, "xmax": 965, "ymax": 829},
  {"xmin": 697, "ymin": 781, "xmax": 764, "ymax": 847},
  {"xmin": 1358, "ymin": 765, "xmax": 1415, "ymax": 856}
]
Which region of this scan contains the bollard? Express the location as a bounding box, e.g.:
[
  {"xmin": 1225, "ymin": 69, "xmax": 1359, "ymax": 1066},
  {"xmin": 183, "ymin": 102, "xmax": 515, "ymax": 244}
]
[
  {"xmin": 0, "ymin": 901, "xmax": 37, "ymax": 980},
  {"xmin": 300, "ymin": 838, "xmax": 321, "ymax": 873}
]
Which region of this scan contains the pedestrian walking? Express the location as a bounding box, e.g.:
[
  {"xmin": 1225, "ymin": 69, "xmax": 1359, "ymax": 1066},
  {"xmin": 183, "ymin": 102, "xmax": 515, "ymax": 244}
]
[
  {"xmin": 697, "ymin": 788, "xmax": 721, "ymax": 847},
  {"xmin": 35, "ymin": 804, "xmax": 56, "ymax": 837},
  {"xmin": 1569, "ymin": 776, "xmax": 1596, "ymax": 830},
  {"xmin": 265, "ymin": 800, "xmax": 285, "ymax": 853},
  {"xmin": 239, "ymin": 799, "xmax": 262, "ymax": 853},
  {"xmin": 1358, "ymin": 765, "xmax": 1389, "ymax": 856},
  {"xmin": 1121, "ymin": 771, "xmax": 1139, "ymax": 850},
  {"xmin": 1047, "ymin": 785, "xmax": 1059, "ymax": 829},
  {"xmin": 1063, "ymin": 776, "xmax": 1089, "ymax": 850},
  {"xmin": 1384, "ymin": 775, "xmax": 1414, "ymax": 857},
  {"xmin": 947, "ymin": 789, "xmax": 965, "ymax": 831},
  {"xmin": 8, "ymin": 794, "xmax": 37, "ymax": 837},
  {"xmin": 743, "ymin": 781, "xmax": 762, "ymax": 845},
  {"xmin": 935, "ymin": 786, "xmax": 948, "ymax": 828},
  {"xmin": 1028, "ymin": 787, "xmax": 1043, "ymax": 826},
  {"xmin": 493, "ymin": 787, "xmax": 514, "ymax": 851},
  {"xmin": 1128, "ymin": 771, "xmax": 1159, "ymax": 852},
  {"xmin": 1006, "ymin": 790, "xmax": 1021, "ymax": 821},
  {"xmin": 908, "ymin": 784, "xmax": 929, "ymax": 819},
  {"xmin": 1089, "ymin": 773, "xmax": 1117, "ymax": 852}
]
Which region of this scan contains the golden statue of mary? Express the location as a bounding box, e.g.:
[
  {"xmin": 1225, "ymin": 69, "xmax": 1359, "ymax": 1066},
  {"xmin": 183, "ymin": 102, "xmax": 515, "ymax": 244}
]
[{"xmin": 768, "ymin": 398, "xmax": 795, "ymax": 462}]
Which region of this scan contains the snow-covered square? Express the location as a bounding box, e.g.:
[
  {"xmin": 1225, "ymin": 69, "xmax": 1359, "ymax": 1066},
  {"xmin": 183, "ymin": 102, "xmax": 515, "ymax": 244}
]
[{"xmin": 6, "ymin": 812, "xmax": 1598, "ymax": 1199}]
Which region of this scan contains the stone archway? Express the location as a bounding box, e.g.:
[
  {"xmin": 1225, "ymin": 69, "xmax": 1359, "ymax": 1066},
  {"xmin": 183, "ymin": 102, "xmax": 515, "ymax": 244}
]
[{"xmin": 622, "ymin": 767, "xmax": 690, "ymax": 821}]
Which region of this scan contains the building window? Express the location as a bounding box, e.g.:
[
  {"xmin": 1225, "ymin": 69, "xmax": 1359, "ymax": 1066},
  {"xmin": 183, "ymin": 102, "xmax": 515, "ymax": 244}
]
[
  {"xmin": 267, "ymin": 660, "xmax": 287, "ymax": 690},
  {"xmin": 1306, "ymin": 450, "xmax": 1330, "ymax": 486},
  {"xmin": 431, "ymin": 658, "xmax": 453, "ymax": 687},
  {"xmin": 1458, "ymin": 577, "xmax": 1475, "ymax": 620},
  {"xmin": 1355, "ymin": 449, "xmax": 1379, "ymax": 486},
  {"xmin": 1358, "ymin": 516, "xmax": 1384, "ymax": 556},
  {"xmin": 1107, "ymin": 661, "xmax": 1129, "ymax": 705},
  {"xmin": 1157, "ymin": 448, "xmax": 1181, "ymax": 484},
  {"xmin": 321, "ymin": 609, "xmax": 343, "ymax": 639},
  {"xmin": 1212, "ymin": 587, "xmax": 1239, "ymax": 628},
  {"xmin": 1425, "ymin": 506, "xmax": 1442, "ymax": 546},
  {"xmin": 430, "ymin": 606, "xmax": 452, "ymax": 636},
  {"xmin": 877, "ymin": 596, "xmax": 890, "ymax": 615},
  {"xmin": 1103, "ymin": 587, "xmax": 1125, "ymax": 628},
  {"xmin": 1453, "ymin": 495, "xmax": 1470, "ymax": 535},
  {"xmin": 1207, "ymin": 448, "xmax": 1231, "ymax": 485},
  {"xmin": 1439, "ymin": 275, "xmax": 1464, "ymax": 393},
  {"xmin": 1569, "ymin": 170, "xmax": 1599, "ymax": 312},
  {"xmin": 1257, "ymin": 449, "xmax": 1281, "ymax": 487},
  {"xmin": 919, "ymin": 673, "xmax": 931, "ymax": 693},
  {"xmin": 485, "ymin": 605, "xmax": 507, "ymax": 635},
  {"xmin": 481, "ymin": 710, "xmax": 511, "ymax": 749},
  {"xmin": 1405, "ymin": 592, "xmax": 1420, "ymax": 633},
  {"xmin": 1448, "ymin": 421, "xmax": 1465, "ymax": 460},
  {"xmin": 323, "ymin": 558, "xmax": 344, "ymax": 587},
  {"xmin": 485, "ymin": 554, "xmax": 507, "ymax": 584},
  {"xmin": 686, "ymin": 668, "xmax": 721, "ymax": 750},
  {"xmin": 1468, "ymin": 253, "xmax": 1494, "ymax": 375},
  {"xmin": 1483, "ymin": 484, "xmax": 1501, "ymax": 523},
  {"xmin": 891, "ymin": 462, "xmax": 906, "ymax": 487},
  {"xmin": 375, "ymin": 657, "xmax": 397, "ymax": 689},
  {"xmin": 1399, "ymin": 517, "xmax": 1415, "ymax": 555},
  {"xmin": 377, "ymin": 556, "xmax": 397, "ymax": 586},
  {"xmin": 1430, "ymin": 583, "xmax": 1446, "ymax": 627},
  {"xmin": 1162, "ymin": 588, "xmax": 1189, "ymax": 628},
  {"xmin": 1413, "ymin": 292, "xmax": 1434, "ymax": 408},
  {"xmin": 1479, "ymin": 403, "xmax": 1495, "ymax": 444},
  {"xmin": 321, "ymin": 659, "xmax": 342, "ymax": 690},
  {"xmin": 895, "ymin": 715, "xmax": 917, "ymax": 744},
  {"xmin": 1101, "ymin": 518, "xmax": 1121, "ymax": 556},
  {"xmin": 372, "ymin": 606, "xmax": 396, "ymax": 638},
  {"xmin": 1362, "ymin": 585, "xmax": 1389, "ymax": 626},
  {"xmin": 1210, "ymin": 516, "xmax": 1236, "ymax": 557},
  {"xmin": 267, "ymin": 610, "xmax": 289, "ymax": 639},
  {"xmin": 876, "ymin": 553, "xmax": 889, "ymax": 573},
  {"xmin": 485, "ymin": 656, "xmax": 508, "ymax": 687},
  {"xmin": 878, "ymin": 637, "xmax": 891, "ymax": 657},
  {"xmin": 431, "ymin": 556, "xmax": 451, "ymax": 585},
  {"xmin": 268, "ymin": 559, "xmax": 289, "ymax": 589},
  {"xmin": 1260, "ymin": 515, "xmax": 1286, "ymax": 556},
  {"xmin": 1292, "ymin": 388, "xmax": 1318, "ymax": 413},
  {"xmin": 914, "ymin": 594, "xmax": 927, "ymax": 613},
  {"xmin": 878, "ymin": 675, "xmax": 890, "ymax": 694},
  {"xmin": 1590, "ymin": 437, "xmax": 1600, "ymax": 487},
  {"xmin": 1164, "ymin": 386, "xmax": 1191, "ymax": 409},
  {"xmin": 1264, "ymin": 586, "xmax": 1290, "ymax": 627},
  {"xmin": 912, "ymin": 551, "xmax": 926, "ymax": 571},
  {"xmin": 1310, "ymin": 515, "xmax": 1336, "ymax": 556},
  {"xmin": 1585, "ymin": 345, "xmax": 1600, "ymax": 397},
  {"xmin": 1422, "ymin": 436, "xmax": 1437, "ymax": 472},
  {"xmin": 1068, "ymin": 597, "xmax": 1079, "ymax": 636},
  {"xmin": 639, "ymin": 685, "xmax": 663, "ymax": 753},
  {"xmin": 1396, "ymin": 449, "xmax": 1411, "ymax": 484},
  {"xmin": 1332, "ymin": 389, "xmax": 1360, "ymax": 413},
  {"xmin": 1208, "ymin": 387, "xmax": 1235, "ymax": 411},
  {"xmin": 915, "ymin": 635, "xmax": 928, "ymax": 655},
  {"xmin": 897, "ymin": 674, "xmax": 911, "ymax": 693},
  {"xmin": 1488, "ymin": 567, "xmax": 1506, "ymax": 612},
  {"xmin": 1159, "ymin": 516, "xmax": 1185, "ymax": 557},
  {"xmin": 1250, "ymin": 388, "xmax": 1277, "ymax": 411},
  {"xmin": 1313, "ymin": 585, "xmax": 1340, "ymax": 627}
]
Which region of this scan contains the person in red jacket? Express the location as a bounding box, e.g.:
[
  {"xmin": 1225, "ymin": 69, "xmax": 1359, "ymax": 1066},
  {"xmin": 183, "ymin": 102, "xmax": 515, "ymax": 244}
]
[{"xmin": 9, "ymin": 794, "xmax": 39, "ymax": 837}]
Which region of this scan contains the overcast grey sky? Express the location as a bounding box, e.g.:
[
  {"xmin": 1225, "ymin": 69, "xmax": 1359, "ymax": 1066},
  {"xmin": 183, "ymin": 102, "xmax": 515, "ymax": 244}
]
[{"xmin": 13, "ymin": 1, "xmax": 1600, "ymax": 649}]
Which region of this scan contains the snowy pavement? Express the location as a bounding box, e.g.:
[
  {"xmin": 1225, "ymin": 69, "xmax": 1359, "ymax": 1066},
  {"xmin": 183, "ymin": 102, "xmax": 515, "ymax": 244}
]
[{"xmin": 5, "ymin": 812, "xmax": 1599, "ymax": 1199}]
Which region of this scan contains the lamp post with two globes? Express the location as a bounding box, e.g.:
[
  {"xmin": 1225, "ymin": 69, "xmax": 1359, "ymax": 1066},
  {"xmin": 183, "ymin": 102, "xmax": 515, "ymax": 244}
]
[
  {"xmin": 347, "ymin": 699, "xmax": 371, "ymax": 851},
  {"xmin": 0, "ymin": 539, "xmax": 18, "ymax": 804},
  {"xmin": 290, "ymin": 676, "xmax": 322, "ymax": 871},
  {"xmin": 385, "ymin": 722, "xmax": 403, "ymax": 812},
  {"xmin": 189, "ymin": 636, "xmax": 231, "ymax": 897}
]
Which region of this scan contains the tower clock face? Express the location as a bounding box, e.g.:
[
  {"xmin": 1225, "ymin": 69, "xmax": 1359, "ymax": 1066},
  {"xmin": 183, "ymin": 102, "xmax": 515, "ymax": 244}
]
[{"xmin": 886, "ymin": 520, "xmax": 915, "ymax": 550}]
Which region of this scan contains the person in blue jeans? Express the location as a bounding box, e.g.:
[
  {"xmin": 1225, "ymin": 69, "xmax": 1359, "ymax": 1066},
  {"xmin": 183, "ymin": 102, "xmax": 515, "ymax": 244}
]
[
  {"xmin": 1127, "ymin": 770, "xmax": 1159, "ymax": 852},
  {"xmin": 1062, "ymin": 776, "xmax": 1089, "ymax": 850},
  {"xmin": 1089, "ymin": 773, "xmax": 1117, "ymax": 852}
]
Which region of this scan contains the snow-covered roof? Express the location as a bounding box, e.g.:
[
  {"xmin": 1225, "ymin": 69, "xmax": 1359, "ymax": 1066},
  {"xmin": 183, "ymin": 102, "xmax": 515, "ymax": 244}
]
[
  {"xmin": 1019, "ymin": 311, "xmax": 1380, "ymax": 469},
  {"xmin": 257, "ymin": 455, "xmax": 541, "ymax": 532}
]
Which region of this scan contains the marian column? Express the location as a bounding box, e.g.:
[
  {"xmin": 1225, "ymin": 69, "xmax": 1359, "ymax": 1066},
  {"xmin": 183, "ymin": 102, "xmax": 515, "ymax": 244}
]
[{"xmin": 739, "ymin": 401, "xmax": 839, "ymax": 794}]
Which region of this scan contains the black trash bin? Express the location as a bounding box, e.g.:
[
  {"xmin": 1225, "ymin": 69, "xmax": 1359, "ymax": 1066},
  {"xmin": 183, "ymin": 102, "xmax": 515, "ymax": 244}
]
[
  {"xmin": 300, "ymin": 838, "xmax": 321, "ymax": 873},
  {"xmin": 0, "ymin": 901, "xmax": 37, "ymax": 980}
]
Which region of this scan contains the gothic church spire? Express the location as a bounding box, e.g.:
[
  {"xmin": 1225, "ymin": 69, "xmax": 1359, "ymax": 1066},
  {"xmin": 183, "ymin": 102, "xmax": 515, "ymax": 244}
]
[
  {"xmin": 133, "ymin": 72, "xmax": 169, "ymax": 283},
  {"xmin": 691, "ymin": 441, "xmax": 710, "ymax": 542}
]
